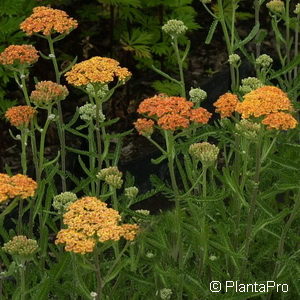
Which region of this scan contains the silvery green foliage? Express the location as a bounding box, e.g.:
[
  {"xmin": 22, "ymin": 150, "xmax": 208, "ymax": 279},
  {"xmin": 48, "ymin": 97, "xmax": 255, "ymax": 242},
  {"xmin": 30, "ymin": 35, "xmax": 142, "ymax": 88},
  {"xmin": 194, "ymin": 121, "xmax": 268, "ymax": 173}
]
[{"xmin": 79, "ymin": 103, "xmax": 106, "ymax": 122}]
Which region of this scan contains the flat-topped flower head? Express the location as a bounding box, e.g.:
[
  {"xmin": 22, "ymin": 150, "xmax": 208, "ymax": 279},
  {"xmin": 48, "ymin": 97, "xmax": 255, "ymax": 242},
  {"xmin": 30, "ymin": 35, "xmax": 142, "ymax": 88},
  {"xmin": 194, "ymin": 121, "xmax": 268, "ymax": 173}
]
[
  {"xmin": 162, "ymin": 19, "xmax": 187, "ymax": 38},
  {"xmin": 65, "ymin": 56, "xmax": 131, "ymax": 86},
  {"xmin": 189, "ymin": 107, "xmax": 211, "ymax": 124},
  {"xmin": 134, "ymin": 118, "xmax": 154, "ymax": 136},
  {"xmin": 0, "ymin": 45, "xmax": 39, "ymax": 67},
  {"xmin": 236, "ymin": 86, "xmax": 293, "ymax": 118},
  {"xmin": 213, "ymin": 93, "xmax": 239, "ymax": 118},
  {"xmin": 20, "ymin": 6, "xmax": 78, "ymax": 36},
  {"xmin": 137, "ymin": 95, "xmax": 193, "ymax": 118},
  {"xmin": 55, "ymin": 196, "xmax": 139, "ymax": 254},
  {"xmin": 266, "ymin": 0, "xmax": 285, "ymax": 13},
  {"xmin": 30, "ymin": 81, "xmax": 68, "ymax": 107},
  {"xmin": 262, "ymin": 112, "xmax": 298, "ymax": 130},
  {"xmin": 3, "ymin": 236, "xmax": 38, "ymax": 258},
  {"xmin": 5, "ymin": 106, "xmax": 36, "ymax": 128},
  {"xmin": 0, "ymin": 174, "xmax": 37, "ymax": 203},
  {"xmin": 136, "ymin": 94, "xmax": 211, "ymax": 132}
]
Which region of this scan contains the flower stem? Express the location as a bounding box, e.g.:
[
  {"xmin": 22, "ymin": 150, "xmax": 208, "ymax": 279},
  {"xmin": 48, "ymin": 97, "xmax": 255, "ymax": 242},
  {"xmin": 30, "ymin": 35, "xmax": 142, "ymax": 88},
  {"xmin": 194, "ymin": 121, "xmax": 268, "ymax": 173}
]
[
  {"xmin": 94, "ymin": 248, "xmax": 103, "ymax": 300},
  {"xmin": 19, "ymin": 262, "xmax": 26, "ymax": 300}
]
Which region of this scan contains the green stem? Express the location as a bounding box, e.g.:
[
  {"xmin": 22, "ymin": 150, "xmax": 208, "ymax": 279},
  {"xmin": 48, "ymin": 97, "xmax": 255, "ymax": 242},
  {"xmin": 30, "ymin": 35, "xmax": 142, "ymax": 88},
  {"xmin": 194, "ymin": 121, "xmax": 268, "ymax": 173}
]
[
  {"xmin": 218, "ymin": 0, "xmax": 236, "ymax": 91},
  {"xmin": 95, "ymin": 99, "xmax": 103, "ymax": 196},
  {"xmin": 294, "ymin": 15, "xmax": 299, "ymax": 79},
  {"xmin": 19, "ymin": 72, "xmax": 30, "ymax": 106},
  {"xmin": 19, "ymin": 262, "xmax": 26, "ymax": 300},
  {"xmin": 240, "ymin": 135, "xmax": 262, "ymax": 279},
  {"xmin": 94, "ymin": 247, "xmax": 103, "ymax": 300},
  {"xmin": 20, "ymin": 128, "xmax": 28, "ymax": 175},
  {"xmin": 17, "ymin": 199, "xmax": 24, "ymax": 235},
  {"xmin": 285, "ymin": 0, "xmax": 291, "ymax": 81},
  {"xmin": 254, "ymin": 0, "xmax": 261, "ymax": 57},
  {"xmin": 47, "ymin": 37, "xmax": 61, "ymax": 83},
  {"xmin": 88, "ymin": 124, "xmax": 96, "ymax": 195},
  {"xmin": 172, "ymin": 38, "xmax": 186, "ymax": 98},
  {"xmin": 38, "ymin": 108, "xmax": 52, "ymax": 180}
]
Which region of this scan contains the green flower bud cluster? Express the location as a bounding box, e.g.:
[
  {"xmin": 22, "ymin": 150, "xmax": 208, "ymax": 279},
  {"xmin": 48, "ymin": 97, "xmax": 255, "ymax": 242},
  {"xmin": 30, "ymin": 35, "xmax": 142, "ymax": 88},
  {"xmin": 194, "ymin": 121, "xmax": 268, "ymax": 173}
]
[
  {"xmin": 189, "ymin": 88, "xmax": 207, "ymax": 103},
  {"xmin": 53, "ymin": 192, "xmax": 77, "ymax": 213},
  {"xmin": 239, "ymin": 77, "xmax": 263, "ymax": 94},
  {"xmin": 235, "ymin": 119, "xmax": 262, "ymax": 140},
  {"xmin": 256, "ymin": 54, "xmax": 273, "ymax": 68},
  {"xmin": 228, "ymin": 54, "xmax": 241, "ymax": 65},
  {"xmin": 295, "ymin": 3, "xmax": 300, "ymax": 14},
  {"xmin": 124, "ymin": 186, "xmax": 139, "ymax": 199},
  {"xmin": 3, "ymin": 236, "xmax": 38, "ymax": 258},
  {"xmin": 97, "ymin": 167, "xmax": 123, "ymax": 189},
  {"xmin": 79, "ymin": 103, "xmax": 106, "ymax": 122},
  {"xmin": 162, "ymin": 19, "xmax": 187, "ymax": 38},
  {"xmin": 85, "ymin": 83, "xmax": 109, "ymax": 99},
  {"xmin": 189, "ymin": 142, "xmax": 219, "ymax": 166},
  {"xmin": 266, "ymin": 0, "xmax": 284, "ymax": 14},
  {"xmin": 158, "ymin": 288, "xmax": 173, "ymax": 300}
]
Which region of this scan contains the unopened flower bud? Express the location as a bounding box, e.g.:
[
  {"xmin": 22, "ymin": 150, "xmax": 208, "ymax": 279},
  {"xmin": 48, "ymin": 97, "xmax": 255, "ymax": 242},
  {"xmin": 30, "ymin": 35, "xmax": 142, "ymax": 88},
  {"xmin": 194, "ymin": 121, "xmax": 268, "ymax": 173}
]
[
  {"xmin": 97, "ymin": 166, "xmax": 122, "ymax": 180},
  {"xmin": 2, "ymin": 236, "xmax": 38, "ymax": 258},
  {"xmin": 189, "ymin": 142, "xmax": 219, "ymax": 167},
  {"xmin": 295, "ymin": 4, "xmax": 300, "ymax": 14},
  {"xmin": 158, "ymin": 288, "xmax": 173, "ymax": 300},
  {"xmin": 228, "ymin": 54, "xmax": 241, "ymax": 65},
  {"xmin": 53, "ymin": 192, "xmax": 77, "ymax": 213},
  {"xmin": 235, "ymin": 119, "xmax": 262, "ymax": 140},
  {"xmin": 189, "ymin": 88, "xmax": 207, "ymax": 103},
  {"xmin": 162, "ymin": 19, "xmax": 187, "ymax": 38},
  {"xmin": 256, "ymin": 54, "xmax": 273, "ymax": 68},
  {"xmin": 239, "ymin": 77, "xmax": 263, "ymax": 94},
  {"xmin": 105, "ymin": 174, "xmax": 123, "ymax": 189},
  {"xmin": 79, "ymin": 103, "xmax": 105, "ymax": 122},
  {"xmin": 125, "ymin": 186, "xmax": 139, "ymax": 199},
  {"xmin": 266, "ymin": 0, "xmax": 284, "ymax": 14}
]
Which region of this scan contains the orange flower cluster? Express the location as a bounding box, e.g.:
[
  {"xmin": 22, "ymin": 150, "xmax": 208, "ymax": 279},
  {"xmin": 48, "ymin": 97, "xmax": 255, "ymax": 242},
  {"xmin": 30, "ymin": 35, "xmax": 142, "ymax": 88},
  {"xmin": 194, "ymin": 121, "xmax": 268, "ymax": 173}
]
[
  {"xmin": 0, "ymin": 174, "xmax": 37, "ymax": 203},
  {"xmin": 65, "ymin": 57, "xmax": 131, "ymax": 86},
  {"xmin": 30, "ymin": 81, "xmax": 69, "ymax": 106},
  {"xmin": 5, "ymin": 106, "xmax": 37, "ymax": 128},
  {"xmin": 0, "ymin": 45, "xmax": 39, "ymax": 66},
  {"xmin": 213, "ymin": 93, "xmax": 239, "ymax": 118},
  {"xmin": 136, "ymin": 94, "xmax": 211, "ymax": 131},
  {"xmin": 20, "ymin": 6, "xmax": 78, "ymax": 36},
  {"xmin": 55, "ymin": 196, "xmax": 139, "ymax": 254},
  {"xmin": 236, "ymin": 86, "xmax": 293, "ymax": 118},
  {"xmin": 261, "ymin": 112, "xmax": 298, "ymax": 130},
  {"xmin": 134, "ymin": 118, "xmax": 154, "ymax": 136}
]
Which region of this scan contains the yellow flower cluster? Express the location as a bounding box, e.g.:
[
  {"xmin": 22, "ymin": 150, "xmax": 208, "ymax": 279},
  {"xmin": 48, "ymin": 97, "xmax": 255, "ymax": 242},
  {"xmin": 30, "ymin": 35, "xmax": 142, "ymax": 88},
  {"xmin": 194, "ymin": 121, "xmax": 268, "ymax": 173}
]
[
  {"xmin": 0, "ymin": 45, "xmax": 39, "ymax": 66},
  {"xmin": 20, "ymin": 6, "xmax": 78, "ymax": 36},
  {"xmin": 236, "ymin": 86, "xmax": 293, "ymax": 118},
  {"xmin": 5, "ymin": 106, "xmax": 37, "ymax": 128},
  {"xmin": 55, "ymin": 196, "xmax": 139, "ymax": 254},
  {"xmin": 0, "ymin": 174, "xmax": 37, "ymax": 203},
  {"xmin": 65, "ymin": 57, "xmax": 131, "ymax": 86}
]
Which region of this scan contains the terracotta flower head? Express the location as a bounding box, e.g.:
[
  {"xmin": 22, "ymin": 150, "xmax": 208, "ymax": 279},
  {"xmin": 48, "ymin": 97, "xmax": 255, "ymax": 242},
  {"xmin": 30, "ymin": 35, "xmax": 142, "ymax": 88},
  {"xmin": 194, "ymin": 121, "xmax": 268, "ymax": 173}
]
[
  {"xmin": 30, "ymin": 81, "xmax": 69, "ymax": 107},
  {"xmin": 5, "ymin": 106, "xmax": 37, "ymax": 128},
  {"xmin": 20, "ymin": 6, "xmax": 78, "ymax": 36},
  {"xmin": 0, "ymin": 45, "xmax": 39, "ymax": 67},
  {"xmin": 136, "ymin": 94, "xmax": 211, "ymax": 132}
]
